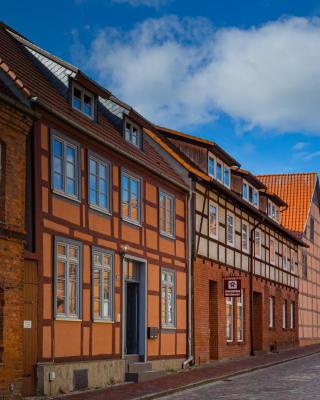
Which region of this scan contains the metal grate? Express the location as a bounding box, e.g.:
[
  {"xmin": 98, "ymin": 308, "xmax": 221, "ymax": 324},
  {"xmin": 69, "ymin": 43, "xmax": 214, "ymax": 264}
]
[{"xmin": 73, "ymin": 369, "xmax": 88, "ymax": 391}]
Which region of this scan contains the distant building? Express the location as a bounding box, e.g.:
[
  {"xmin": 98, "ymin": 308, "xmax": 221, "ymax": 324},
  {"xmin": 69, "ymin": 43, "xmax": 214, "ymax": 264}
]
[
  {"xmin": 150, "ymin": 126, "xmax": 305, "ymax": 364},
  {"xmin": 258, "ymin": 173, "xmax": 320, "ymax": 346}
]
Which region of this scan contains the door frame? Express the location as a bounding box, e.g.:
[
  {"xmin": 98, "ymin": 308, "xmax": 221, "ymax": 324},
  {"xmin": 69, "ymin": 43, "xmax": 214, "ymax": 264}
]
[{"xmin": 121, "ymin": 255, "xmax": 147, "ymax": 361}]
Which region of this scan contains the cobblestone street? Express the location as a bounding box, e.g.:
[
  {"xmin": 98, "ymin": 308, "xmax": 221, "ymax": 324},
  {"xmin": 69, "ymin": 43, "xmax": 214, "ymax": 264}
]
[{"xmin": 159, "ymin": 353, "xmax": 320, "ymax": 400}]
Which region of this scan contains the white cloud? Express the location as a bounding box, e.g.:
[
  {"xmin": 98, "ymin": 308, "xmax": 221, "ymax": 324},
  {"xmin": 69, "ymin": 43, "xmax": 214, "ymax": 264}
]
[
  {"xmin": 292, "ymin": 142, "xmax": 307, "ymax": 151},
  {"xmin": 112, "ymin": 0, "xmax": 170, "ymax": 7},
  {"xmin": 73, "ymin": 16, "xmax": 320, "ymax": 132}
]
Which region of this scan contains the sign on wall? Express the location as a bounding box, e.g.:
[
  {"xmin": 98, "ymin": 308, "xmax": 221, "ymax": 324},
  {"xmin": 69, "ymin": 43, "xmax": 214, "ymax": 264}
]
[{"xmin": 224, "ymin": 278, "xmax": 241, "ymax": 297}]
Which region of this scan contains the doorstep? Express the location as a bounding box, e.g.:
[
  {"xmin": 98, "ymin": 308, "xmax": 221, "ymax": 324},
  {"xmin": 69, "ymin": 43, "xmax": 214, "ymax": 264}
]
[{"xmin": 53, "ymin": 344, "xmax": 320, "ymax": 400}]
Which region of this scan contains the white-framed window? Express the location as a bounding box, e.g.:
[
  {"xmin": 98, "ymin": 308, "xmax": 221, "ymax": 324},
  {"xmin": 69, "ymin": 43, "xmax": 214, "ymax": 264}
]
[
  {"xmin": 244, "ymin": 180, "xmax": 259, "ymax": 208},
  {"xmin": 242, "ymin": 182, "xmax": 248, "ymax": 201},
  {"xmin": 88, "ymin": 153, "xmax": 111, "ymax": 213},
  {"xmin": 290, "ymin": 250, "xmax": 296, "ymax": 273},
  {"xmin": 237, "ymin": 290, "xmax": 244, "ymax": 342},
  {"xmin": 216, "ymin": 161, "xmax": 223, "ymax": 182},
  {"xmin": 121, "ymin": 171, "xmax": 141, "ymax": 225},
  {"xmin": 270, "ymin": 237, "xmax": 276, "ymax": 265},
  {"xmin": 224, "ymin": 166, "xmax": 230, "ymax": 188},
  {"xmin": 226, "ymin": 296, "xmax": 233, "ymax": 342},
  {"xmin": 290, "ymin": 302, "xmax": 295, "ymax": 330},
  {"xmin": 208, "ymin": 156, "xmax": 215, "ymax": 177},
  {"xmin": 242, "ymin": 222, "xmax": 249, "ymax": 252},
  {"xmin": 92, "ymin": 248, "xmax": 114, "ymax": 321},
  {"xmin": 226, "ymin": 213, "xmax": 235, "ymax": 246},
  {"xmin": 55, "ymin": 238, "xmax": 81, "ymax": 319},
  {"xmin": 72, "ymin": 83, "xmax": 94, "ymax": 119},
  {"xmin": 124, "ymin": 119, "xmax": 141, "ymax": 148},
  {"xmin": 51, "ymin": 132, "xmax": 80, "ymax": 200},
  {"xmin": 161, "ymin": 269, "xmax": 176, "ymax": 328},
  {"xmin": 255, "ymin": 229, "xmax": 261, "ymax": 258},
  {"xmin": 268, "ymin": 200, "xmax": 280, "ymax": 223},
  {"xmin": 159, "ymin": 191, "xmax": 175, "ymax": 238},
  {"xmin": 269, "ymin": 296, "xmax": 275, "ymax": 328},
  {"xmin": 282, "ymin": 299, "xmax": 287, "ymax": 329},
  {"xmin": 283, "ymin": 245, "xmax": 288, "ymax": 270},
  {"xmin": 209, "ymin": 202, "xmax": 218, "ymax": 239}
]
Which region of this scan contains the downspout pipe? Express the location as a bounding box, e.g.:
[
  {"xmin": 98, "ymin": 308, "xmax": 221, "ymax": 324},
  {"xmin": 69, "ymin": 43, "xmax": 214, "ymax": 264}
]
[
  {"xmin": 183, "ymin": 188, "xmax": 194, "ymax": 368},
  {"xmin": 250, "ymin": 221, "xmax": 261, "ymax": 357}
]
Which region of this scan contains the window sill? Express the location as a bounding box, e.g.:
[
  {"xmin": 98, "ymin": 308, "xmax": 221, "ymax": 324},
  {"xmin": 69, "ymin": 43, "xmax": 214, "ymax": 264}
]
[
  {"xmin": 160, "ymin": 232, "xmax": 175, "ymax": 241},
  {"xmin": 55, "ymin": 318, "xmax": 82, "ymax": 322},
  {"xmin": 89, "ymin": 204, "xmax": 112, "ymax": 217},
  {"xmin": 93, "ymin": 319, "xmax": 114, "ymax": 324},
  {"xmin": 52, "ymin": 190, "xmax": 81, "ymax": 204},
  {"xmin": 121, "ymin": 218, "xmax": 142, "ymax": 228}
]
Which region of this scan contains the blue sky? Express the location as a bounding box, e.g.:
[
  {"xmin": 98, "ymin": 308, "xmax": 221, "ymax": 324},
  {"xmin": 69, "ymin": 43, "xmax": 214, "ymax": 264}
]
[{"xmin": 2, "ymin": 0, "xmax": 320, "ymax": 174}]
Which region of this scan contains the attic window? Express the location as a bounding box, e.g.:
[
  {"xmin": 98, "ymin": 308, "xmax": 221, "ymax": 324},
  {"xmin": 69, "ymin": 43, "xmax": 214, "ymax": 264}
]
[
  {"xmin": 72, "ymin": 84, "xmax": 94, "ymax": 119},
  {"xmin": 124, "ymin": 119, "xmax": 141, "ymax": 148}
]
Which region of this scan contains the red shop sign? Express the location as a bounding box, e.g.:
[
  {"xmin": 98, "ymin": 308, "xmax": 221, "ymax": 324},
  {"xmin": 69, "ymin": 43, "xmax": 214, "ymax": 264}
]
[{"xmin": 224, "ymin": 278, "xmax": 241, "ymax": 297}]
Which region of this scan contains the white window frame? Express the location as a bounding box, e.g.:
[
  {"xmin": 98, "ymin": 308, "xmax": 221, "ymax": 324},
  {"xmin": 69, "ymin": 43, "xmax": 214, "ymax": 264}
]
[
  {"xmin": 121, "ymin": 170, "xmax": 142, "ymax": 225},
  {"xmin": 226, "ymin": 213, "xmax": 235, "ymax": 247},
  {"xmin": 124, "ymin": 118, "xmax": 142, "ymax": 148},
  {"xmin": 242, "ymin": 182, "xmax": 248, "ymax": 201},
  {"xmin": 161, "ymin": 269, "xmax": 176, "ymax": 329},
  {"xmin": 209, "ymin": 201, "xmax": 219, "ymax": 239},
  {"xmin": 223, "ymin": 166, "xmax": 231, "ymax": 188},
  {"xmin": 269, "ymin": 296, "xmax": 274, "ymax": 328},
  {"xmin": 92, "ymin": 248, "xmax": 114, "ymax": 322},
  {"xmin": 270, "ymin": 237, "xmax": 276, "ymax": 265},
  {"xmin": 88, "ymin": 152, "xmax": 112, "ymax": 214},
  {"xmin": 290, "ymin": 302, "xmax": 295, "ymax": 330},
  {"xmin": 72, "ymin": 82, "xmax": 95, "ymax": 119},
  {"xmin": 159, "ymin": 190, "xmax": 175, "ymax": 238},
  {"xmin": 282, "ymin": 300, "xmax": 287, "ymax": 329},
  {"xmin": 255, "ymin": 229, "xmax": 261, "ymax": 258},
  {"xmin": 51, "ymin": 131, "xmax": 80, "ymax": 201},
  {"xmin": 237, "ymin": 290, "xmax": 244, "ymax": 342},
  {"xmin": 208, "ymin": 155, "xmax": 215, "ymax": 178},
  {"xmin": 242, "ymin": 222, "xmax": 249, "ymax": 253},
  {"xmin": 54, "ymin": 237, "xmax": 82, "ymax": 320},
  {"xmin": 226, "ymin": 296, "xmax": 234, "ymax": 342}
]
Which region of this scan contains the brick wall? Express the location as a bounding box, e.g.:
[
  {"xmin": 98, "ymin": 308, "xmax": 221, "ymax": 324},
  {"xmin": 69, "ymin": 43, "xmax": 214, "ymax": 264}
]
[
  {"xmin": 193, "ymin": 257, "xmax": 298, "ymax": 364},
  {"xmin": 0, "ymin": 99, "xmax": 32, "ymax": 395}
]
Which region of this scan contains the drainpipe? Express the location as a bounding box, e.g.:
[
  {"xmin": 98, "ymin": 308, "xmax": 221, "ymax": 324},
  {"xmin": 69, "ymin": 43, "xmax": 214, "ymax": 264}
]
[
  {"xmin": 249, "ymin": 221, "xmax": 261, "ymax": 357},
  {"xmin": 183, "ymin": 188, "xmax": 194, "ymax": 368}
]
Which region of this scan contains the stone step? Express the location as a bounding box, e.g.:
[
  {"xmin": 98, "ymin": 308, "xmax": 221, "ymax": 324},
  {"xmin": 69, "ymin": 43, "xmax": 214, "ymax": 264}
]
[
  {"xmin": 128, "ymin": 362, "xmax": 153, "ymax": 373},
  {"xmin": 125, "ymin": 369, "xmax": 167, "ymax": 383},
  {"xmin": 124, "ymin": 354, "xmax": 141, "ymax": 364}
]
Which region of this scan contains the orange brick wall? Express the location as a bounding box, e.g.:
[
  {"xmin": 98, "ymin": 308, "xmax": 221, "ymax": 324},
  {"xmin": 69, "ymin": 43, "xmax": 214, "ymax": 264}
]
[{"xmin": 193, "ymin": 257, "xmax": 298, "ymax": 364}]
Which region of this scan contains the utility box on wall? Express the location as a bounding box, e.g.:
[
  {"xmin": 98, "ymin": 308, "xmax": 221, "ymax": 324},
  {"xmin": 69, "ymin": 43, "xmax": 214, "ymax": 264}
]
[{"xmin": 148, "ymin": 327, "xmax": 159, "ymax": 339}]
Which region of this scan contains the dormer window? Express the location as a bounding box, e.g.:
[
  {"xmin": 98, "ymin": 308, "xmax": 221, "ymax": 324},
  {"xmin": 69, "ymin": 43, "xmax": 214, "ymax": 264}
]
[
  {"xmin": 72, "ymin": 83, "xmax": 94, "ymax": 119},
  {"xmin": 207, "ymin": 153, "xmax": 231, "ymax": 188},
  {"xmin": 268, "ymin": 200, "xmax": 280, "ymax": 223},
  {"xmin": 243, "ymin": 180, "xmax": 259, "ymax": 208},
  {"xmin": 124, "ymin": 119, "xmax": 141, "ymax": 148}
]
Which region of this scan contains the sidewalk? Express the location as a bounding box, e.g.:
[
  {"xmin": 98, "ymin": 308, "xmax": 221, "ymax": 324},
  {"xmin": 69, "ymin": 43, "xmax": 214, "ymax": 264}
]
[{"xmin": 61, "ymin": 344, "xmax": 320, "ymax": 400}]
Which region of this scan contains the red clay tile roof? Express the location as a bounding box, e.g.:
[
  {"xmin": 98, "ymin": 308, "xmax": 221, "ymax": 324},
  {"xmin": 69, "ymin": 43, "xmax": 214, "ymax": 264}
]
[
  {"xmin": 257, "ymin": 173, "xmax": 318, "ymax": 234},
  {"xmin": 0, "ymin": 23, "xmax": 185, "ymax": 187}
]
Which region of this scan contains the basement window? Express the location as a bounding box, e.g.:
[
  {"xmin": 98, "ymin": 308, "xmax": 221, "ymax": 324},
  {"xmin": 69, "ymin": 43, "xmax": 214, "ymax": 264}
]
[{"xmin": 72, "ymin": 83, "xmax": 95, "ymax": 119}]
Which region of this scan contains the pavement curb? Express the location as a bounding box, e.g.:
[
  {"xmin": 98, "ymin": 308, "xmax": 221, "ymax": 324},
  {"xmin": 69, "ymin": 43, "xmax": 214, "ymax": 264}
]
[{"xmin": 135, "ymin": 349, "xmax": 320, "ymax": 400}]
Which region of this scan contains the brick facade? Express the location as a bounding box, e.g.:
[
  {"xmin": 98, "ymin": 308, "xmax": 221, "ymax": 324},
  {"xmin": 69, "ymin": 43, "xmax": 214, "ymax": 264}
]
[
  {"xmin": 193, "ymin": 257, "xmax": 298, "ymax": 364},
  {"xmin": 0, "ymin": 98, "xmax": 32, "ymax": 395}
]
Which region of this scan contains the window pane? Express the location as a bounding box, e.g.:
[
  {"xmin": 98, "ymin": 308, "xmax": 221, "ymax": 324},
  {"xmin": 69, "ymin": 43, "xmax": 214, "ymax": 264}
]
[
  {"xmin": 57, "ymin": 243, "xmax": 66, "ymax": 257},
  {"xmin": 93, "ymin": 270, "xmax": 101, "ymax": 318},
  {"xmin": 54, "ymin": 171, "xmax": 63, "ymax": 191},
  {"xmin": 73, "ymin": 87, "xmax": 82, "ymax": 110},
  {"xmin": 83, "ymin": 94, "xmax": 92, "ymax": 116},
  {"xmin": 57, "ymin": 261, "xmax": 65, "ymax": 314},
  {"xmin": 53, "ymin": 139, "xmax": 63, "ymax": 157},
  {"xmin": 121, "ymin": 175, "xmax": 130, "ymax": 217},
  {"xmin": 242, "ymin": 183, "xmax": 248, "ymax": 200},
  {"xmin": 224, "ymin": 167, "xmax": 230, "ymax": 186},
  {"xmin": 209, "ymin": 204, "xmax": 217, "ymax": 237},
  {"xmin": 161, "ymin": 287, "xmax": 166, "ymax": 324},
  {"xmin": 68, "ymin": 263, "xmax": 78, "ymax": 316},
  {"xmin": 103, "ymin": 270, "xmax": 110, "ymax": 318},
  {"xmin": 159, "ymin": 194, "xmax": 166, "ymax": 232},
  {"xmin": 227, "ymin": 215, "xmax": 234, "ymax": 244},
  {"xmin": 165, "ymin": 197, "xmax": 173, "ymax": 235},
  {"xmin": 217, "ymin": 163, "xmax": 222, "ymax": 181},
  {"xmin": 209, "ymin": 158, "xmax": 214, "ymax": 176}
]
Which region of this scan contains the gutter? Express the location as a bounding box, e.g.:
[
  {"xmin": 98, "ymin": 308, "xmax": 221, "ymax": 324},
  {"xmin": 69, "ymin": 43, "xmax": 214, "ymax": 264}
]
[
  {"xmin": 30, "ymin": 97, "xmax": 189, "ymax": 193},
  {"xmin": 183, "ymin": 188, "xmax": 194, "ymax": 368},
  {"xmin": 249, "ymin": 221, "xmax": 261, "ymax": 357}
]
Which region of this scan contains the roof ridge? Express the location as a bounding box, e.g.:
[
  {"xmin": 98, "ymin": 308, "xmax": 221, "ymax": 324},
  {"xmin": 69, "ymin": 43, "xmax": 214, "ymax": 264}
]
[{"xmin": 257, "ymin": 172, "xmax": 318, "ymax": 177}]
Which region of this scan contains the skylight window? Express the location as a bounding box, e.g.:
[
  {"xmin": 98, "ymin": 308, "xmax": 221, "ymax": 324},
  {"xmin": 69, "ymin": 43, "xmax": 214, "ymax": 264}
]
[{"xmin": 72, "ymin": 83, "xmax": 94, "ymax": 119}]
